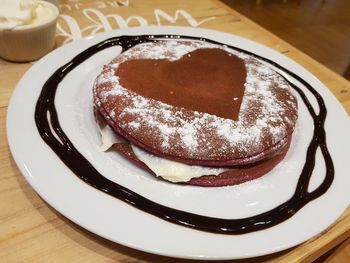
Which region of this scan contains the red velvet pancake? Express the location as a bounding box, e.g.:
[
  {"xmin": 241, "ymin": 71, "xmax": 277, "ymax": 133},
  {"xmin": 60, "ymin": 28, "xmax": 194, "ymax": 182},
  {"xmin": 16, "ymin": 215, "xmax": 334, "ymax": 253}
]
[
  {"xmin": 95, "ymin": 110, "xmax": 291, "ymax": 187},
  {"xmin": 112, "ymin": 137, "xmax": 291, "ymax": 187},
  {"xmin": 93, "ymin": 40, "xmax": 298, "ymax": 186}
]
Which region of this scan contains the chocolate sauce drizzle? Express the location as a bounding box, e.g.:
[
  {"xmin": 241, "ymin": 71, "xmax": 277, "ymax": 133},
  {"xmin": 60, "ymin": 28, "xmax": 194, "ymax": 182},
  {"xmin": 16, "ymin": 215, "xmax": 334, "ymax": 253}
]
[{"xmin": 34, "ymin": 35, "xmax": 334, "ymax": 234}]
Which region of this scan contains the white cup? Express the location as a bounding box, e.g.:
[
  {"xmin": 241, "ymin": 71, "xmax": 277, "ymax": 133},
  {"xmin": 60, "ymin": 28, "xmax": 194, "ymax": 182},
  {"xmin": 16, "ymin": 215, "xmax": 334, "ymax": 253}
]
[{"xmin": 0, "ymin": 1, "xmax": 59, "ymax": 62}]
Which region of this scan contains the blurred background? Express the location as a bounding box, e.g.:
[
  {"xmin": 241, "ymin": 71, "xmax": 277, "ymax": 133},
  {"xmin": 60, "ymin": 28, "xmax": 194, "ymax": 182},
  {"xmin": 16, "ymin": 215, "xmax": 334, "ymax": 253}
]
[{"xmin": 221, "ymin": 0, "xmax": 350, "ymax": 79}]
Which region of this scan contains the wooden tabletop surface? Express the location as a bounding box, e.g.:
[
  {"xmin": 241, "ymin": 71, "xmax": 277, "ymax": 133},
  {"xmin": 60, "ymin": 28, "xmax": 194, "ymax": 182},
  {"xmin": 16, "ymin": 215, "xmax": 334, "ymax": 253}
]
[{"xmin": 1, "ymin": 0, "xmax": 349, "ymax": 262}]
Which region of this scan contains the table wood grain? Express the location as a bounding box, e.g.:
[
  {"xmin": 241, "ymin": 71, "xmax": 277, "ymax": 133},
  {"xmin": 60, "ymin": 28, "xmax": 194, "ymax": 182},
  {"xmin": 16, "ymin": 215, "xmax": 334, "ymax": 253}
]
[{"xmin": 1, "ymin": 0, "xmax": 349, "ymax": 262}]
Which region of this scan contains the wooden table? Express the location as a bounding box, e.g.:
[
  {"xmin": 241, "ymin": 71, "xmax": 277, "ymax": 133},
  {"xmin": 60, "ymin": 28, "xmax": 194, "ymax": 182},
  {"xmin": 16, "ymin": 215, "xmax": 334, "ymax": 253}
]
[{"xmin": 1, "ymin": 0, "xmax": 349, "ymax": 262}]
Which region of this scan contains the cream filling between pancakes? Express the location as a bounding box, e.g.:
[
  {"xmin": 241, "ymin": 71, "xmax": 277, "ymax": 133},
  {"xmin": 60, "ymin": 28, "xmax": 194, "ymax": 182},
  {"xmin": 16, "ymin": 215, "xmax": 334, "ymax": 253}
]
[{"xmin": 99, "ymin": 125, "xmax": 227, "ymax": 182}]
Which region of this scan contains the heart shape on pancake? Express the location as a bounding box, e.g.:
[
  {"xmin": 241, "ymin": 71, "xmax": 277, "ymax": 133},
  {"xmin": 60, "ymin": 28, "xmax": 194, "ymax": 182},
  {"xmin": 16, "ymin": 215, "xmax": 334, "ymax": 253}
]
[{"xmin": 115, "ymin": 48, "xmax": 247, "ymax": 120}]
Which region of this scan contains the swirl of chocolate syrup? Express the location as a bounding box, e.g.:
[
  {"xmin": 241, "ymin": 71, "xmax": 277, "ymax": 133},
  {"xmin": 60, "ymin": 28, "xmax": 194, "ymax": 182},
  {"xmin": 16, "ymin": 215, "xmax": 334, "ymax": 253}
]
[{"xmin": 35, "ymin": 35, "xmax": 334, "ymax": 234}]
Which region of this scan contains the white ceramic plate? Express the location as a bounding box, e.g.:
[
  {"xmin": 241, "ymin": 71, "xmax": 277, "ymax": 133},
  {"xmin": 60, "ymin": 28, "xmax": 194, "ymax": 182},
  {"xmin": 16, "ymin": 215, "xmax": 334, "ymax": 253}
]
[{"xmin": 7, "ymin": 26, "xmax": 350, "ymax": 260}]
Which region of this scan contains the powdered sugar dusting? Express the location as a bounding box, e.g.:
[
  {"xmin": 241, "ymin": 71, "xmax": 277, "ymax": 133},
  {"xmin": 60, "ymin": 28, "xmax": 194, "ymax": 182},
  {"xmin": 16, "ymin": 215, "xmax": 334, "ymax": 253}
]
[{"xmin": 93, "ymin": 40, "xmax": 298, "ymax": 161}]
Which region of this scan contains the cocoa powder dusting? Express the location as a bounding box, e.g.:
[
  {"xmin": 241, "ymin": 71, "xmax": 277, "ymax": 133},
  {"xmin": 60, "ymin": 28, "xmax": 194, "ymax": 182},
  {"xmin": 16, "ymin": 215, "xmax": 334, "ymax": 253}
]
[{"xmin": 115, "ymin": 48, "xmax": 246, "ymax": 121}]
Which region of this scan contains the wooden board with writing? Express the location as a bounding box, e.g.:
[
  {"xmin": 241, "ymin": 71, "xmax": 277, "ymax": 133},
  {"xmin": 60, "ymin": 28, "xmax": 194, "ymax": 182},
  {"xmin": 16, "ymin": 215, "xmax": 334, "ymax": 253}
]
[{"xmin": 0, "ymin": 1, "xmax": 349, "ymax": 262}]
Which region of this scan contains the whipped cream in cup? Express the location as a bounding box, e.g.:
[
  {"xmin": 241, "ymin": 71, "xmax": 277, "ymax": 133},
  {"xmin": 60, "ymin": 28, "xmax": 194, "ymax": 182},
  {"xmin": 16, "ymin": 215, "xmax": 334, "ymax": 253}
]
[{"xmin": 0, "ymin": 0, "xmax": 59, "ymax": 62}]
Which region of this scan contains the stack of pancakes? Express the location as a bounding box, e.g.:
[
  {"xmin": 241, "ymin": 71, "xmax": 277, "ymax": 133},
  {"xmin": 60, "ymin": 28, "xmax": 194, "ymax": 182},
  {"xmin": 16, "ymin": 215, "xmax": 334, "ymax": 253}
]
[{"xmin": 93, "ymin": 40, "xmax": 298, "ymax": 186}]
